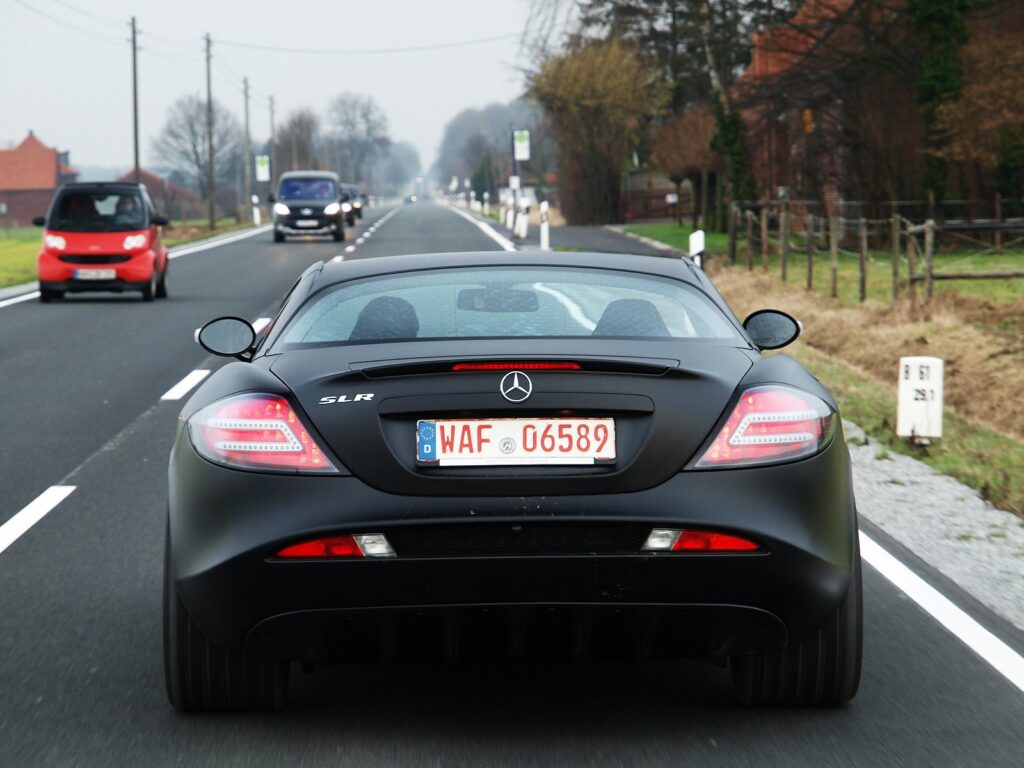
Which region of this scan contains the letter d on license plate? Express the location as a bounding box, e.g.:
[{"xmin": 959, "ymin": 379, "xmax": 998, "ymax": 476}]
[{"xmin": 416, "ymin": 418, "xmax": 615, "ymax": 467}]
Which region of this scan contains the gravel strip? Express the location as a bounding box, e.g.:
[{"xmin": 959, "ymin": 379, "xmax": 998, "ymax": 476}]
[{"xmin": 844, "ymin": 420, "xmax": 1024, "ymax": 631}]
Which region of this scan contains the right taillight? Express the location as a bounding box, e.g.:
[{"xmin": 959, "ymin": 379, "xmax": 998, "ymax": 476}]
[
  {"xmin": 692, "ymin": 385, "xmax": 835, "ymax": 469},
  {"xmin": 187, "ymin": 393, "xmax": 337, "ymax": 474}
]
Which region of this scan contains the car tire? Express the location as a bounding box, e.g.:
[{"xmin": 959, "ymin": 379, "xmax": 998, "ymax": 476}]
[
  {"xmin": 730, "ymin": 551, "xmax": 862, "ymax": 707},
  {"xmin": 346, "ymin": 215, "xmax": 355, "ymax": 227},
  {"xmin": 273, "ymin": 230, "xmax": 285, "ymax": 243},
  {"xmin": 163, "ymin": 536, "xmax": 289, "ymax": 712},
  {"xmin": 333, "ymin": 227, "xmax": 344, "ymax": 242},
  {"xmin": 142, "ymin": 272, "xmax": 156, "ymax": 302},
  {"xmin": 156, "ymin": 267, "xmax": 169, "ymax": 299},
  {"xmin": 39, "ymin": 288, "xmax": 63, "ymax": 303}
]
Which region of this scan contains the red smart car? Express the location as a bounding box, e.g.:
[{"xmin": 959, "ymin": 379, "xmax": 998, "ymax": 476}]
[{"xmin": 35, "ymin": 182, "xmax": 170, "ymax": 302}]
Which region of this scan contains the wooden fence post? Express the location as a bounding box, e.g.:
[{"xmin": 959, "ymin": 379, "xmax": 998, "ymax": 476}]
[
  {"xmin": 858, "ymin": 217, "xmax": 868, "ymax": 303},
  {"xmin": 779, "ymin": 194, "xmax": 790, "ymax": 281},
  {"xmin": 727, "ymin": 203, "xmax": 738, "ymax": 264},
  {"xmin": 924, "ymin": 218, "xmax": 935, "ymax": 303},
  {"xmin": 829, "ymin": 215, "xmax": 839, "ymax": 299},
  {"xmin": 745, "ymin": 210, "xmax": 754, "ymax": 270},
  {"xmin": 760, "ymin": 206, "xmax": 769, "ymax": 271},
  {"xmin": 891, "ymin": 213, "xmax": 900, "ymax": 301},
  {"xmin": 907, "ymin": 227, "xmax": 917, "ymax": 307},
  {"xmin": 806, "ymin": 214, "xmax": 814, "ymax": 290},
  {"xmin": 995, "ymin": 193, "xmax": 1002, "ymax": 254}
]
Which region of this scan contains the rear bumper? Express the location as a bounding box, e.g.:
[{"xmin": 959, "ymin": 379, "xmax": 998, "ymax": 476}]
[{"xmin": 168, "ymin": 432, "xmax": 857, "ymax": 661}]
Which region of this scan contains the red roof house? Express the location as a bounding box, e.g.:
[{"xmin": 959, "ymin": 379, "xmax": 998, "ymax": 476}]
[{"xmin": 0, "ymin": 131, "xmax": 78, "ymax": 225}]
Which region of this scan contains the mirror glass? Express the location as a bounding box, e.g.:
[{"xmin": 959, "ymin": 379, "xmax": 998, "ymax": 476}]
[
  {"xmin": 197, "ymin": 317, "xmax": 255, "ymax": 357},
  {"xmin": 743, "ymin": 310, "xmax": 800, "ymax": 350}
]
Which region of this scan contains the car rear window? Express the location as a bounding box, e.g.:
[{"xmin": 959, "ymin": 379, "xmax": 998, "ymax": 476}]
[
  {"xmin": 275, "ymin": 267, "xmax": 740, "ymax": 347},
  {"xmin": 48, "ymin": 189, "xmax": 146, "ymax": 232},
  {"xmin": 278, "ymin": 178, "xmax": 337, "ymax": 201}
]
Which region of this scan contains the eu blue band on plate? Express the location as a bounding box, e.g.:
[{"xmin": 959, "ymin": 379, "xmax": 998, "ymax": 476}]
[{"xmin": 417, "ymin": 420, "xmax": 437, "ymax": 462}]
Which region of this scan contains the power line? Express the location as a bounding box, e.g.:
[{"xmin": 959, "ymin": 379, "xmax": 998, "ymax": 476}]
[
  {"xmin": 10, "ymin": 0, "xmax": 124, "ymax": 44},
  {"xmin": 46, "ymin": 0, "xmax": 122, "ymax": 25},
  {"xmin": 214, "ymin": 32, "xmax": 520, "ymax": 55}
]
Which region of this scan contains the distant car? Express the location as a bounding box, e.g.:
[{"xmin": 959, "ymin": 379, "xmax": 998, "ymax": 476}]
[
  {"xmin": 165, "ymin": 250, "xmax": 862, "ymax": 711},
  {"xmin": 270, "ymin": 171, "xmax": 345, "ymax": 243},
  {"xmin": 340, "ymin": 183, "xmax": 363, "ymax": 223},
  {"xmin": 404, "ymin": 194, "xmax": 418, "ymax": 204},
  {"xmin": 34, "ymin": 182, "xmax": 170, "ymax": 302}
]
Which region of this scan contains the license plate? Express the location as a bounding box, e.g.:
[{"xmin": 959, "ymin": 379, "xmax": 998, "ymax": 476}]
[
  {"xmin": 416, "ymin": 418, "xmax": 616, "ymax": 466},
  {"xmin": 74, "ymin": 268, "xmax": 116, "ymax": 280},
  {"xmin": 295, "ymin": 219, "xmax": 319, "ymax": 228}
]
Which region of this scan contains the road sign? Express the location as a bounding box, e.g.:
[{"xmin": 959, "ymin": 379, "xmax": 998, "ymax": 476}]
[
  {"xmin": 513, "ymin": 129, "xmax": 530, "ymax": 162},
  {"xmin": 508, "ymin": 175, "xmax": 521, "ymax": 191},
  {"xmin": 254, "ymin": 155, "xmax": 271, "ymax": 183},
  {"xmin": 897, "ymin": 356, "xmax": 943, "ymax": 439}
]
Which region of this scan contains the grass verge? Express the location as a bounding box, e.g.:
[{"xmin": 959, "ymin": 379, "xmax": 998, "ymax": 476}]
[
  {"xmin": 783, "ymin": 344, "xmax": 1024, "ymax": 516},
  {"xmin": 624, "ymin": 222, "xmax": 731, "ymax": 254},
  {"xmin": 0, "ymin": 220, "xmax": 253, "ymax": 289}
]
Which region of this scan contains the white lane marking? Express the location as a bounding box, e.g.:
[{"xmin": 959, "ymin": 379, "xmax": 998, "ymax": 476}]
[
  {"xmin": 0, "ymin": 291, "xmax": 41, "ymax": 309},
  {"xmin": 160, "ymin": 369, "xmax": 211, "ymax": 401},
  {"xmin": 0, "ymin": 486, "xmax": 76, "ymax": 556},
  {"xmin": 344, "ymin": 245, "xmax": 356, "ymax": 253},
  {"xmin": 532, "ymin": 282, "xmax": 596, "ymax": 331},
  {"xmin": 251, "ymin": 317, "xmax": 271, "ymax": 334},
  {"xmin": 860, "ymin": 531, "xmax": 1024, "ymax": 694},
  {"xmin": 168, "ymin": 225, "xmax": 272, "ymax": 260},
  {"xmin": 447, "ymin": 204, "xmax": 516, "ymax": 251},
  {"xmin": 356, "ymin": 238, "xmax": 365, "ymax": 245}
]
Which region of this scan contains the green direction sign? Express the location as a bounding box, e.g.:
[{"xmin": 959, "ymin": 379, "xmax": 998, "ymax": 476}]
[
  {"xmin": 254, "ymin": 154, "xmax": 271, "ymax": 183},
  {"xmin": 513, "ymin": 129, "xmax": 530, "ymax": 162}
]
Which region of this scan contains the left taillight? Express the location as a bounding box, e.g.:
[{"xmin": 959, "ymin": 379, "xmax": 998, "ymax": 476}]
[
  {"xmin": 187, "ymin": 393, "xmax": 337, "ymax": 474},
  {"xmin": 691, "ymin": 385, "xmax": 836, "ymax": 469}
]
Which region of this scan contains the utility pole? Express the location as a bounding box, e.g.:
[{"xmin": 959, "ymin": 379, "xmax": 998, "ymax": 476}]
[
  {"xmin": 204, "ymin": 33, "xmax": 215, "ymax": 231},
  {"xmin": 268, "ymin": 95, "xmax": 276, "ymax": 182},
  {"xmin": 243, "ymin": 77, "xmax": 252, "ymax": 214},
  {"xmin": 130, "ymin": 17, "xmax": 140, "ymax": 183}
]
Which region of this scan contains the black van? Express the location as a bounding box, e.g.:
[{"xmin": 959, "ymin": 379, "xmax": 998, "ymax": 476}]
[{"xmin": 269, "ymin": 171, "xmax": 345, "ymax": 243}]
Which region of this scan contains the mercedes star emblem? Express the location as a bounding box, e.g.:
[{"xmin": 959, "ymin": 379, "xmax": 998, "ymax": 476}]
[{"xmin": 499, "ymin": 371, "xmax": 533, "ymax": 403}]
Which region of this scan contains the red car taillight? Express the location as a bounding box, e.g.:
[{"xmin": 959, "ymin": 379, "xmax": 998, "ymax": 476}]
[
  {"xmin": 187, "ymin": 394, "xmax": 337, "ymax": 473},
  {"xmin": 693, "ymin": 385, "xmax": 835, "ymax": 469},
  {"xmin": 275, "ymin": 533, "xmax": 395, "ymax": 559}
]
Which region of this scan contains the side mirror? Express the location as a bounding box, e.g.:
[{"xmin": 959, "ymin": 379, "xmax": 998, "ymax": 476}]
[
  {"xmin": 267, "ymin": 193, "xmax": 276, "ymax": 204},
  {"xmin": 32, "ymin": 216, "xmax": 46, "ymax": 227},
  {"xmin": 151, "ymin": 214, "xmax": 169, "ymax": 227},
  {"xmin": 196, "ymin": 316, "xmax": 256, "ymax": 358},
  {"xmin": 743, "ymin": 309, "xmax": 801, "ymax": 350}
]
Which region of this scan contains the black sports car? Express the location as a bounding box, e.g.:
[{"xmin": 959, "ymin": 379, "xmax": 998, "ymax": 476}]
[{"xmin": 165, "ymin": 251, "xmax": 862, "ymax": 712}]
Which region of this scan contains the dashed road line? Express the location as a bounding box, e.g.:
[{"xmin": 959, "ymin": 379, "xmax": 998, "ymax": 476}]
[
  {"xmin": 160, "ymin": 369, "xmax": 211, "ymax": 401},
  {"xmin": 860, "ymin": 531, "xmax": 1024, "ymax": 694},
  {"xmin": 0, "ymin": 486, "xmax": 76, "ymax": 556}
]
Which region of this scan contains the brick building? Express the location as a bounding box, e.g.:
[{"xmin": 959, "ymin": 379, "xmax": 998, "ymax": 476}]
[{"xmin": 0, "ymin": 131, "xmax": 78, "ymax": 225}]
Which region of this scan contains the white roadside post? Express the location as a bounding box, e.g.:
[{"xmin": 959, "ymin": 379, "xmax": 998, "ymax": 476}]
[
  {"xmin": 689, "ymin": 229, "xmax": 706, "ymax": 269},
  {"xmin": 897, "ymin": 356, "xmax": 944, "ymax": 444},
  {"xmin": 508, "ymin": 175, "xmax": 521, "ymax": 232},
  {"xmin": 483, "ymin": 192, "xmax": 490, "ymax": 217},
  {"xmin": 250, "ymin": 194, "xmax": 261, "ymax": 226},
  {"xmin": 540, "ymin": 200, "xmax": 550, "ymax": 250}
]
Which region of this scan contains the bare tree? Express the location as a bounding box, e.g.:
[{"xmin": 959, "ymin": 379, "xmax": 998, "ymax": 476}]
[
  {"xmin": 275, "ymin": 109, "xmax": 321, "ymax": 173},
  {"xmin": 650, "ymin": 105, "xmax": 719, "ymax": 225},
  {"xmin": 152, "ymin": 94, "xmax": 242, "ymax": 202},
  {"xmin": 326, "ymin": 93, "xmax": 390, "ymax": 183}
]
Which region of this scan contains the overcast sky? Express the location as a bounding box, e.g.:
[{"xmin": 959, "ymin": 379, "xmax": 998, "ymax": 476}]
[{"xmin": 2, "ymin": 0, "xmax": 542, "ymax": 175}]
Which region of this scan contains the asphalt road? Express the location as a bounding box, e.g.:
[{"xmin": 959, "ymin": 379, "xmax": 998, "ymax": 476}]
[{"xmin": 1, "ymin": 202, "xmax": 1021, "ymax": 767}]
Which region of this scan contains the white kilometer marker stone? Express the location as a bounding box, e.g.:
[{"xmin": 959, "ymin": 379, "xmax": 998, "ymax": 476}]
[
  {"xmin": 251, "ymin": 317, "xmax": 271, "ymax": 334},
  {"xmin": 161, "ymin": 369, "xmax": 211, "ymax": 401},
  {"xmin": 860, "ymin": 532, "xmax": 1024, "ymax": 694},
  {"xmin": 0, "ymin": 486, "xmax": 76, "ymax": 556}
]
